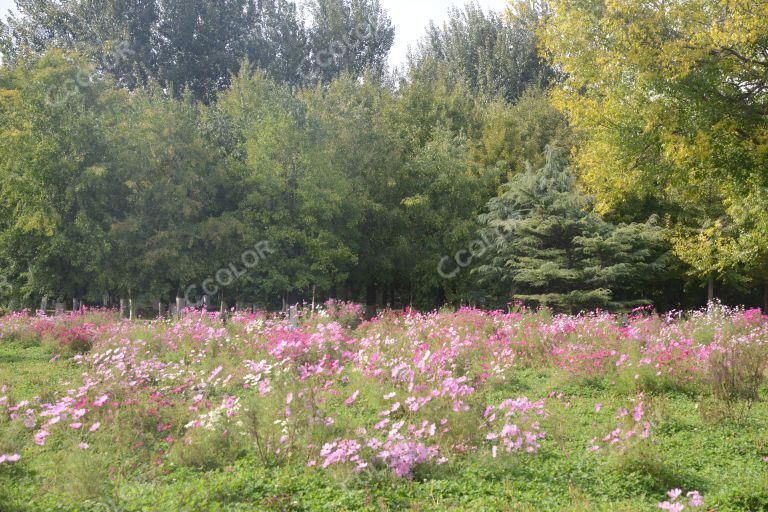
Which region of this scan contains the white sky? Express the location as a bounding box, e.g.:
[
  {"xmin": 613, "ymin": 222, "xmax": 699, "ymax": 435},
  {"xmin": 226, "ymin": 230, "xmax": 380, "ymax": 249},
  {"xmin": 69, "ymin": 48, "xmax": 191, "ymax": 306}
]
[{"xmin": 0, "ymin": 0, "xmax": 511, "ymax": 67}]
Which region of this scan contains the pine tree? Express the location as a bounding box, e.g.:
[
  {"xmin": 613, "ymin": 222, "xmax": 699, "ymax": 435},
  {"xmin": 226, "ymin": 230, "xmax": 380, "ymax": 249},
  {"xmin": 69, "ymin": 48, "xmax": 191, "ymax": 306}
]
[{"xmin": 475, "ymin": 147, "xmax": 669, "ymax": 312}]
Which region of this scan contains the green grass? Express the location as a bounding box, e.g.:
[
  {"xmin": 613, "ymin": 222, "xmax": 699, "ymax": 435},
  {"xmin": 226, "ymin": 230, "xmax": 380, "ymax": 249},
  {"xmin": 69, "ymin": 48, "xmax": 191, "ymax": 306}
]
[{"xmin": 2, "ymin": 353, "xmax": 767, "ymax": 511}]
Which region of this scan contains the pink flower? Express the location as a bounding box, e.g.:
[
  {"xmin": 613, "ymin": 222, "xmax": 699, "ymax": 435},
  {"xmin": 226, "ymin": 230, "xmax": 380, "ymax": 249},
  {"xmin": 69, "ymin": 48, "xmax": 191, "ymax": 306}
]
[
  {"xmin": 89, "ymin": 422, "xmax": 101, "ymax": 432},
  {"xmin": 344, "ymin": 390, "xmax": 360, "ymax": 407},
  {"xmin": 0, "ymin": 453, "xmax": 20, "ymax": 464},
  {"xmin": 79, "ymin": 442, "xmax": 89, "ymax": 450},
  {"xmin": 667, "ymin": 489, "xmax": 682, "ymax": 500},
  {"xmin": 69, "ymin": 423, "xmax": 82, "ymax": 429},
  {"xmin": 687, "ymin": 491, "xmax": 704, "ymax": 507},
  {"xmin": 34, "ymin": 430, "xmax": 49, "ymax": 446},
  {"xmin": 594, "ymin": 402, "xmax": 602, "ymax": 412},
  {"xmin": 207, "ymin": 365, "xmax": 223, "ymax": 383},
  {"xmin": 92, "ymin": 394, "xmax": 109, "ymax": 407},
  {"xmin": 658, "ymin": 501, "xmax": 684, "ymax": 512}
]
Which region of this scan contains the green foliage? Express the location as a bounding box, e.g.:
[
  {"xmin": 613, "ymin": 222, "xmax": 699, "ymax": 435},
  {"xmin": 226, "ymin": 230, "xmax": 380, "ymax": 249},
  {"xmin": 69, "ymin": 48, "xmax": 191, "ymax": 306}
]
[
  {"xmin": 542, "ymin": 0, "xmax": 768, "ymax": 300},
  {"xmin": 412, "ymin": 2, "xmax": 553, "ymax": 102},
  {"xmin": 475, "ymin": 146, "xmax": 669, "ymax": 311}
]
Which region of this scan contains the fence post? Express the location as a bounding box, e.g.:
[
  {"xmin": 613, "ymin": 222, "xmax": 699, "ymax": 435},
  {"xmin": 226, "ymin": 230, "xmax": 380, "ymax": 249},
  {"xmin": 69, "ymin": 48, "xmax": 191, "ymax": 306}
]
[{"xmin": 119, "ymin": 299, "xmax": 127, "ymax": 318}]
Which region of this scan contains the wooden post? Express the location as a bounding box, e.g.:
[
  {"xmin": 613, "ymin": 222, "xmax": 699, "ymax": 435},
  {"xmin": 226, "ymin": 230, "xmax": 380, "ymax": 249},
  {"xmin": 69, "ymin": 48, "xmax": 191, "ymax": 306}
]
[
  {"xmin": 311, "ymin": 285, "xmax": 316, "ymax": 318},
  {"xmin": 40, "ymin": 296, "xmax": 48, "ymax": 314},
  {"xmin": 158, "ymin": 302, "xmax": 164, "ymax": 318},
  {"xmin": 55, "ymin": 301, "xmax": 64, "ymax": 316},
  {"xmin": 176, "ymin": 296, "xmax": 183, "ymax": 318},
  {"xmin": 120, "ymin": 299, "xmax": 127, "ymax": 318},
  {"xmin": 128, "ymin": 298, "xmax": 134, "ymax": 320}
]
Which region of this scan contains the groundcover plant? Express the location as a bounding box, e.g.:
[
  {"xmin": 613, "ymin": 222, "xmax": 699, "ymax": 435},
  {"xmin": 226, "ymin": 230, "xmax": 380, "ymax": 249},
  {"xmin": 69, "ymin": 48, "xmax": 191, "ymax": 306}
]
[{"xmin": 1, "ymin": 301, "xmax": 768, "ymax": 511}]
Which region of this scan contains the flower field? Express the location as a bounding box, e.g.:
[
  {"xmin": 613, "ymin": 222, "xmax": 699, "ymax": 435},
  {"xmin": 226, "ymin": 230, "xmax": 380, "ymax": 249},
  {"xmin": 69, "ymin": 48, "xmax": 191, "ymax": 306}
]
[{"xmin": 1, "ymin": 303, "xmax": 768, "ymax": 511}]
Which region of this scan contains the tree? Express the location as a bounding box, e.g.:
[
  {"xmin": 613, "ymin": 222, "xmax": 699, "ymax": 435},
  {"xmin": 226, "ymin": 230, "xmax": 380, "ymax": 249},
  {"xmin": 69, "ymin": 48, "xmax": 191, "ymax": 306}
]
[
  {"xmin": 217, "ymin": 66, "xmax": 362, "ymax": 306},
  {"xmin": 1, "ymin": 0, "xmax": 310, "ymax": 101},
  {"xmin": 304, "ymin": 0, "xmax": 394, "ymax": 84},
  {"xmin": 541, "ymin": 0, "xmax": 768, "ymax": 302},
  {"xmin": 106, "ymin": 86, "xmax": 245, "ymax": 306},
  {"xmin": 475, "ymin": 147, "xmax": 669, "ymax": 312},
  {"xmin": 410, "ymin": 1, "xmax": 553, "ymax": 103},
  {"xmin": 0, "ymin": 51, "xmax": 126, "ymax": 305}
]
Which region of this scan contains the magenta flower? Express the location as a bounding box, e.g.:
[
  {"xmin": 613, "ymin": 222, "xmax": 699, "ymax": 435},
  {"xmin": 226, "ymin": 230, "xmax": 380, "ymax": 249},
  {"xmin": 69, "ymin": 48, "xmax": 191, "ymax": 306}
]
[
  {"xmin": 344, "ymin": 390, "xmax": 360, "ymax": 407},
  {"xmin": 34, "ymin": 430, "xmax": 49, "ymax": 446}
]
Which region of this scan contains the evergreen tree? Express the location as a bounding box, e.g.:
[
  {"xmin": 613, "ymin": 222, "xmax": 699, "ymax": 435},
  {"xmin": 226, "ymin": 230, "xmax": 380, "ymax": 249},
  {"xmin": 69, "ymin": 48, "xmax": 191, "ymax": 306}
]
[{"xmin": 475, "ymin": 147, "xmax": 669, "ymax": 312}]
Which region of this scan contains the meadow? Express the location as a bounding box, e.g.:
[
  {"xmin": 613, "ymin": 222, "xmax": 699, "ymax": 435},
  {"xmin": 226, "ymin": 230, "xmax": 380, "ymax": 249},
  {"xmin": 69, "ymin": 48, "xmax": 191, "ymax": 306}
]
[{"xmin": 1, "ymin": 302, "xmax": 767, "ymax": 511}]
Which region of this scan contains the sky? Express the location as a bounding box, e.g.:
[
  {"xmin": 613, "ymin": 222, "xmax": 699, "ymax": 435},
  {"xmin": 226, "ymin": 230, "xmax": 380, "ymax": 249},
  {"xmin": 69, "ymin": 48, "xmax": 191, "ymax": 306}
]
[{"xmin": 0, "ymin": 0, "xmax": 511, "ymax": 67}]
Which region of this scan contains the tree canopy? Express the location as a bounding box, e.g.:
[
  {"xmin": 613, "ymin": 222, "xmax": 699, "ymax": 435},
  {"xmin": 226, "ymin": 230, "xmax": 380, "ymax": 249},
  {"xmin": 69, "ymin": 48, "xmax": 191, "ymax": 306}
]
[{"xmin": 0, "ymin": 0, "xmax": 766, "ymax": 312}]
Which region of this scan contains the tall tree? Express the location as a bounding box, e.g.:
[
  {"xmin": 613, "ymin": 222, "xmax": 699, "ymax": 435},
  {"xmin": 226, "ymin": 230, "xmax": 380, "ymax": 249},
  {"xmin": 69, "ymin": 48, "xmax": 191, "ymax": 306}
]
[
  {"xmin": 304, "ymin": 0, "xmax": 394, "ymax": 83},
  {"xmin": 1, "ymin": 0, "xmax": 309, "ymax": 101},
  {"xmin": 410, "ymin": 1, "xmax": 553, "ymax": 103},
  {"xmin": 0, "ymin": 51, "xmax": 125, "ymax": 304},
  {"xmin": 542, "ymin": 0, "xmax": 768, "ymax": 301}
]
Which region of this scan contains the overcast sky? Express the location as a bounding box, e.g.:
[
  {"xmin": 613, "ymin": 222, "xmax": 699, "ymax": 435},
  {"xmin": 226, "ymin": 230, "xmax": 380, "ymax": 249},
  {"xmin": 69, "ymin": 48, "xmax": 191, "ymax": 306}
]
[{"xmin": 0, "ymin": 0, "xmax": 510, "ymax": 67}]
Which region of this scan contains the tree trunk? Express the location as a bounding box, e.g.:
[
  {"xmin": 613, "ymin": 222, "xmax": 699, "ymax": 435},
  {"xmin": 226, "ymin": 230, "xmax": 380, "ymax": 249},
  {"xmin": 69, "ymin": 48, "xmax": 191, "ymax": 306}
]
[
  {"xmin": 763, "ymin": 283, "xmax": 768, "ymax": 313},
  {"xmin": 365, "ymin": 282, "xmax": 377, "ymax": 319},
  {"xmin": 707, "ymin": 275, "xmax": 715, "ymax": 304}
]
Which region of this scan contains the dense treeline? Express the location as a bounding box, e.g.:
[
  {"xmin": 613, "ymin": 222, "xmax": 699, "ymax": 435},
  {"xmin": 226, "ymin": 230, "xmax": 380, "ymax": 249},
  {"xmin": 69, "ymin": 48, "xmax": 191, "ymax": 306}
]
[{"xmin": 0, "ymin": 0, "xmax": 765, "ymax": 313}]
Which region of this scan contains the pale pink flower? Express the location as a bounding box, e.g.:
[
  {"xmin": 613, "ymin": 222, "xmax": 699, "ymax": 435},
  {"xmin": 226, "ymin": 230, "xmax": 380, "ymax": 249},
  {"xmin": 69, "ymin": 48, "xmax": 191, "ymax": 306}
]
[
  {"xmin": 344, "ymin": 390, "xmax": 360, "ymax": 407},
  {"xmin": 92, "ymin": 394, "xmax": 109, "ymax": 407},
  {"xmin": 687, "ymin": 491, "xmax": 704, "ymax": 507}
]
